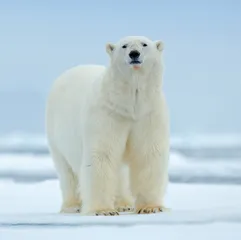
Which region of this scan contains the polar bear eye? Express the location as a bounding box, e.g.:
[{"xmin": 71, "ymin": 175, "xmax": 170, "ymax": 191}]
[
  {"xmin": 122, "ymin": 44, "xmax": 127, "ymax": 49},
  {"xmin": 142, "ymin": 43, "xmax": 148, "ymax": 47}
]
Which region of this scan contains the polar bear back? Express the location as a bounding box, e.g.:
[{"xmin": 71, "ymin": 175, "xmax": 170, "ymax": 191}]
[{"xmin": 46, "ymin": 64, "xmax": 106, "ymax": 169}]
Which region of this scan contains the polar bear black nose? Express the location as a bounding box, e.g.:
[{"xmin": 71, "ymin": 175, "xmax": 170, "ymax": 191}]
[{"xmin": 129, "ymin": 50, "xmax": 140, "ymax": 59}]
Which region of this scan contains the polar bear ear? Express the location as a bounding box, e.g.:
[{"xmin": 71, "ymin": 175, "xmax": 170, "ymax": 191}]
[
  {"xmin": 106, "ymin": 43, "xmax": 115, "ymax": 55},
  {"xmin": 155, "ymin": 40, "xmax": 164, "ymax": 52}
]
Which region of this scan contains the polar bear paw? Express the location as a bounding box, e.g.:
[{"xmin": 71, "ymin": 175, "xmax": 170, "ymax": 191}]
[
  {"xmin": 115, "ymin": 198, "xmax": 134, "ymax": 213},
  {"xmin": 95, "ymin": 209, "xmax": 119, "ymax": 216},
  {"xmin": 60, "ymin": 206, "xmax": 81, "ymax": 214},
  {"xmin": 116, "ymin": 206, "xmax": 135, "ymax": 213},
  {"xmin": 60, "ymin": 200, "xmax": 82, "ymax": 214},
  {"xmin": 136, "ymin": 206, "xmax": 171, "ymax": 214}
]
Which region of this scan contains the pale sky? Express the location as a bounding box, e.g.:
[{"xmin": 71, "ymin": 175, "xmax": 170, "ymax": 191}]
[{"xmin": 0, "ymin": 0, "xmax": 240, "ymax": 135}]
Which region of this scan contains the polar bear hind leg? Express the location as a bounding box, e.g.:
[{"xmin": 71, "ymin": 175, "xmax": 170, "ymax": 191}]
[{"xmin": 49, "ymin": 146, "xmax": 81, "ymax": 213}]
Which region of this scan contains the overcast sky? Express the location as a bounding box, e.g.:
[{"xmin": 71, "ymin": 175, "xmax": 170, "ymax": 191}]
[{"xmin": 0, "ymin": 0, "xmax": 240, "ymax": 135}]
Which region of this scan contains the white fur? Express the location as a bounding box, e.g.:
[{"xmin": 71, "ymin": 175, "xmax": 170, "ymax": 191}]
[{"xmin": 45, "ymin": 36, "xmax": 170, "ymax": 216}]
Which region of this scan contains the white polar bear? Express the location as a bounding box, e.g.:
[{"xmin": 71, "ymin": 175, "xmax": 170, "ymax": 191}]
[{"xmin": 45, "ymin": 36, "xmax": 170, "ymax": 216}]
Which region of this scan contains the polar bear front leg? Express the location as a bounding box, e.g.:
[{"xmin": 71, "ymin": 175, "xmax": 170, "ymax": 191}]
[
  {"xmin": 80, "ymin": 151, "xmax": 119, "ymax": 216},
  {"xmin": 129, "ymin": 112, "xmax": 170, "ymax": 214},
  {"xmin": 115, "ymin": 163, "xmax": 134, "ymax": 212},
  {"xmin": 80, "ymin": 113, "xmax": 129, "ymax": 216}
]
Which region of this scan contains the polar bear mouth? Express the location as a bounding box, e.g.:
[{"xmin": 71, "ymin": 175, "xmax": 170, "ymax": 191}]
[{"xmin": 129, "ymin": 60, "xmax": 142, "ymax": 65}]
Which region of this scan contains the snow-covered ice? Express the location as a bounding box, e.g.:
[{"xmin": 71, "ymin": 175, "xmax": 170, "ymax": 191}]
[
  {"xmin": 1, "ymin": 132, "xmax": 241, "ymax": 156},
  {"xmin": 1, "ymin": 153, "xmax": 241, "ymax": 184},
  {"xmin": 0, "ymin": 134, "xmax": 241, "ymax": 239},
  {"xmin": 1, "ymin": 133, "xmax": 241, "ymax": 184},
  {"xmin": 1, "ymin": 224, "xmax": 241, "ymax": 240},
  {"xmin": 1, "ymin": 178, "xmax": 241, "ymax": 239}
]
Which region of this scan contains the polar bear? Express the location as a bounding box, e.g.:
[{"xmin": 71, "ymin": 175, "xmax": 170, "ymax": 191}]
[{"xmin": 45, "ymin": 36, "xmax": 170, "ymax": 216}]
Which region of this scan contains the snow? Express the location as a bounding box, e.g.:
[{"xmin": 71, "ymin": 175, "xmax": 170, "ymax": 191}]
[
  {"xmin": 1, "ymin": 132, "xmax": 241, "ymax": 155},
  {"xmin": 1, "ymin": 153, "xmax": 241, "ymax": 184},
  {"xmin": 1, "ymin": 133, "xmax": 241, "ymax": 184},
  {"xmin": 0, "ymin": 133, "xmax": 47, "ymax": 154},
  {"xmin": 171, "ymin": 133, "xmax": 241, "ymax": 148},
  {"xmin": 1, "ymin": 180, "xmax": 241, "ymax": 239},
  {"xmin": 1, "ymin": 224, "xmax": 241, "ymax": 240},
  {"xmin": 1, "ymin": 180, "xmax": 241, "ymax": 215},
  {"xmin": 0, "ymin": 137, "xmax": 241, "ymax": 239}
]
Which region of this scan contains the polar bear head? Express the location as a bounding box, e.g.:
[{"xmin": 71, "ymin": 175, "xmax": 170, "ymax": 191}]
[{"xmin": 106, "ymin": 36, "xmax": 164, "ymax": 76}]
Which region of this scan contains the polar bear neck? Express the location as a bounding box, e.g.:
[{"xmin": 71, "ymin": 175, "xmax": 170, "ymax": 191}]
[{"xmin": 100, "ymin": 66, "xmax": 163, "ymax": 120}]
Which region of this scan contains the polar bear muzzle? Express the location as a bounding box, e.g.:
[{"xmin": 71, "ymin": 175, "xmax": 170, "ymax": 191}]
[{"xmin": 129, "ymin": 50, "xmax": 142, "ymax": 65}]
